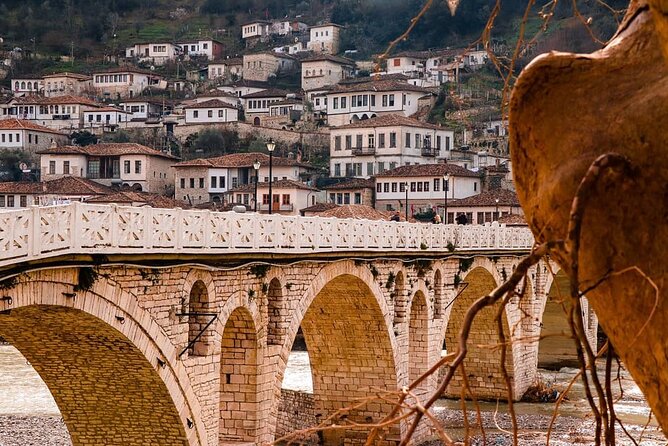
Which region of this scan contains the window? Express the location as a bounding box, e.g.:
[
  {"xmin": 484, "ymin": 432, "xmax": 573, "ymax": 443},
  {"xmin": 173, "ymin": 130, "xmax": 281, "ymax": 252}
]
[
  {"xmin": 199, "ymin": 178, "xmax": 205, "ymax": 188},
  {"xmin": 218, "ymin": 110, "xmax": 224, "ymax": 118},
  {"xmin": 262, "ymin": 194, "xmax": 270, "ymax": 205},
  {"xmin": 211, "ymin": 176, "xmax": 217, "ymax": 188},
  {"xmin": 383, "ymin": 183, "xmax": 389, "ymax": 193},
  {"xmin": 7, "ymin": 196, "xmax": 14, "ymax": 207},
  {"xmin": 333, "ymin": 97, "xmax": 339, "ymax": 109},
  {"xmin": 353, "ymin": 163, "xmax": 362, "ymax": 176},
  {"xmin": 87, "ymin": 160, "xmax": 100, "ymax": 178},
  {"xmin": 405, "ymin": 132, "xmax": 411, "ymax": 148},
  {"xmin": 336, "ymin": 193, "xmax": 343, "ymax": 204},
  {"xmin": 388, "ymin": 94, "xmax": 395, "ymax": 107},
  {"xmin": 334, "ymin": 136, "xmax": 342, "ymax": 151},
  {"xmin": 334, "ymin": 164, "xmax": 341, "ymax": 177},
  {"xmin": 63, "ymin": 161, "xmax": 70, "ymax": 175},
  {"xmin": 49, "ymin": 161, "xmax": 56, "ymax": 175},
  {"xmin": 424, "ymin": 181, "xmax": 429, "ymax": 192},
  {"xmin": 193, "ymin": 110, "xmax": 199, "ymax": 118},
  {"xmin": 434, "ymin": 178, "xmax": 440, "ymax": 192},
  {"xmin": 389, "ymin": 162, "xmax": 397, "ymax": 170},
  {"xmin": 436, "ymin": 136, "xmax": 442, "ymax": 149},
  {"xmin": 135, "ymin": 160, "xmax": 142, "ymax": 174},
  {"xmin": 376, "ymin": 183, "xmax": 382, "ymax": 193},
  {"xmin": 389, "ymin": 132, "xmax": 397, "ymax": 148},
  {"xmin": 282, "ymin": 194, "xmax": 291, "ymax": 205},
  {"xmin": 382, "ymin": 95, "xmax": 388, "ymax": 107},
  {"xmin": 19, "ymin": 195, "xmax": 27, "ymax": 207},
  {"xmin": 343, "ymin": 193, "xmax": 350, "ymax": 204},
  {"xmin": 190, "ymin": 178, "xmax": 195, "ymax": 188},
  {"xmin": 345, "ymin": 135, "xmax": 352, "ymax": 150},
  {"xmin": 340, "ymin": 97, "xmax": 347, "ymax": 108},
  {"xmin": 378, "ymin": 162, "xmax": 385, "ymax": 173},
  {"xmin": 368, "ymin": 134, "xmax": 375, "ymax": 148},
  {"xmin": 329, "ymin": 193, "xmax": 335, "ymax": 203},
  {"xmin": 354, "ymin": 193, "xmax": 361, "ymax": 204},
  {"xmin": 474, "ymin": 182, "xmax": 477, "ymax": 191},
  {"xmin": 0, "ymin": 196, "xmax": 4, "ymax": 207},
  {"xmin": 124, "ymin": 160, "xmax": 131, "ymax": 174},
  {"xmin": 366, "ymin": 162, "xmax": 374, "ymax": 176},
  {"xmin": 370, "ymin": 95, "xmax": 376, "ymax": 107},
  {"xmin": 411, "ymin": 182, "xmax": 416, "ymax": 192},
  {"xmin": 208, "ymin": 110, "xmax": 213, "ymax": 118},
  {"xmin": 417, "ymin": 182, "xmax": 423, "ymax": 192},
  {"xmin": 219, "ymin": 176, "xmax": 225, "ymax": 188},
  {"xmin": 356, "ymin": 134, "xmax": 363, "ymax": 148},
  {"xmin": 180, "ymin": 178, "xmax": 185, "ymax": 188},
  {"xmin": 378, "ymin": 133, "xmax": 385, "ymax": 148},
  {"xmin": 446, "ymin": 136, "xmax": 451, "ymax": 150},
  {"xmin": 391, "ymin": 183, "xmax": 398, "ymax": 193},
  {"xmin": 399, "ymin": 183, "xmax": 406, "ymax": 192}
]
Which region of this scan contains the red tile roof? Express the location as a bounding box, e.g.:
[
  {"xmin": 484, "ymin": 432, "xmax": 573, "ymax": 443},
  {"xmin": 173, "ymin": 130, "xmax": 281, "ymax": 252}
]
[
  {"xmin": 376, "ymin": 163, "xmax": 479, "ymax": 178},
  {"xmin": 14, "ymin": 95, "xmax": 100, "ymax": 107},
  {"xmin": 319, "ymin": 204, "xmax": 389, "ymax": 220},
  {"xmin": 333, "ymin": 114, "xmax": 450, "ymax": 131},
  {"xmin": 0, "ymin": 176, "xmax": 112, "ymax": 195},
  {"xmin": 37, "ymin": 143, "xmax": 179, "ymax": 159},
  {"xmin": 0, "ymin": 118, "xmax": 67, "ymax": 136},
  {"xmin": 300, "ymin": 202, "xmax": 339, "ymax": 213},
  {"xmin": 42, "ymin": 72, "xmax": 92, "ymax": 80},
  {"xmin": 228, "ymin": 179, "xmax": 318, "ymax": 193},
  {"xmin": 448, "ymin": 189, "xmax": 520, "ymax": 207},
  {"xmin": 174, "ymin": 152, "xmax": 313, "ymax": 169},
  {"xmin": 85, "ymin": 191, "xmax": 188, "ymax": 208},
  {"xmin": 324, "ymin": 178, "xmax": 375, "ymax": 190},
  {"xmin": 302, "ymin": 54, "xmax": 355, "ymax": 65},
  {"xmin": 498, "ymin": 213, "xmax": 527, "ymax": 226},
  {"xmin": 183, "ymin": 99, "xmax": 238, "ymax": 109},
  {"xmin": 328, "ymin": 80, "xmax": 435, "ymax": 94},
  {"xmin": 241, "ymin": 89, "xmax": 298, "ymax": 99}
]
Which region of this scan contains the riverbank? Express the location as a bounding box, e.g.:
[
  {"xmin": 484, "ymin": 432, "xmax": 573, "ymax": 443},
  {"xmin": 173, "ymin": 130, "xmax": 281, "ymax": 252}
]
[{"xmin": 0, "ymin": 415, "xmax": 70, "ymax": 446}]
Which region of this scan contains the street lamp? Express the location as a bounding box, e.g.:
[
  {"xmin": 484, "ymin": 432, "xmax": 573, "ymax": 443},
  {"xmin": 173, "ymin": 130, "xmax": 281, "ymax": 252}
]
[
  {"xmin": 495, "ymin": 198, "xmax": 500, "ymax": 221},
  {"xmin": 266, "ymin": 139, "xmax": 276, "ymax": 214},
  {"xmin": 253, "ymin": 159, "xmax": 261, "ymax": 212},
  {"xmin": 443, "ymin": 174, "xmax": 450, "ymax": 224},
  {"xmin": 405, "ymin": 181, "xmax": 409, "ymax": 222}
]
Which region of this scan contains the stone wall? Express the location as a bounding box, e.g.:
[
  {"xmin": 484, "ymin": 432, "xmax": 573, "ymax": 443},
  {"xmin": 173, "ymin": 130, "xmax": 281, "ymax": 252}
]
[{"xmin": 276, "ymin": 389, "xmax": 318, "ymax": 443}]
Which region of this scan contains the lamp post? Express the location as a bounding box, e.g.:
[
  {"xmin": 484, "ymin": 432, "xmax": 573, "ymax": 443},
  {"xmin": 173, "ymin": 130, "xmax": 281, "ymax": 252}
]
[
  {"xmin": 443, "ymin": 174, "xmax": 450, "ymax": 224},
  {"xmin": 405, "ymin": 182, "xmax": 409, "ymax": 222},
  {"xmin": 495, "ymin": 198, "xmax": 500, "ymax": 221},
  {"xmin": 266, "ymin": 139, "xmax": 276, "ymax": 214},
  {"xmin": 253, "ymin": 159, "xmax": 261, "ymax": 212}
]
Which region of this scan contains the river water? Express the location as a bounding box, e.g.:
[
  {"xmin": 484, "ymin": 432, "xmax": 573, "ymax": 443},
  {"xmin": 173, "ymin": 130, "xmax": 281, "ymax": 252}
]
[{"xmin": 0, "ymin": 346, "xmax": 664, "ymax": 444}]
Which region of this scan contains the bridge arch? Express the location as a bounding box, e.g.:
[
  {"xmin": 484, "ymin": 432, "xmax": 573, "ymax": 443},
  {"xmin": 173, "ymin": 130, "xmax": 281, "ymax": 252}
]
[
  {"xmin": 0, "ymin": 268, "xmax": 206, "ymax": 446},
  {"xmin": 408, "ymin": 290, "xmax": 431, "ymax": 393},
  {"xmin": 266, "ymin": 276, "xmax": 285, "ymax": 345},
  {"xmin": 183, "ymin": 270, "xmax": 216, "ymax": 357},
  {"xmin": 273, "ymin": 260, "xmax": 400, "ymax": 443}
]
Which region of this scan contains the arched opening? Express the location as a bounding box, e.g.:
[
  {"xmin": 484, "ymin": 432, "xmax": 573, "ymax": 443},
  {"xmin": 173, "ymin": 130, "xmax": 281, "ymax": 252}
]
[
  {"xmin": 132, "ymin": 183, "xmax": 143, "ymax": 191},
  {"xmin": 434, "ymin": 269, "xmax": 443, "ymax": 319},
  {"xmin": 188, "ymin": 280, "xmax": 211, "ymax": 356},
  {"xmin": 278, "ymin": 274, "xmax": 399, "ymax": 444},
  {"xmin": 350, "ymin": 115, "xmax": 360, "ymax": 123},
  {"xmin": 253, "ymin": 116, "xmax": 261, "ymax": 126},
  {"xmin": 443, "ymin": 267, "xmax": 514, "ymax": 400},
  {"xmin": 219, "ymin": 307, "xmax": 258, "ymax": 443},
  {"xmin": 538, "ymin": 270, "xmax": 579, "ymax": 369},
  {"xmin": 0, "ymin": 305, "xmax": 188, "ymax": 445},
  {"xmin": 409, "ymin": 291, "xmax": 429, "ymax": 388},
  {"xmin": 267, "ymin": 278, "xmax": 284, "ymax": 345},
  {"xmin": 393, "ymin": 270, "xmax": 406, "ymax": 327},
  {"xmin": 361, "ymin": 113, "xmax": 369, "ymax": 120}
]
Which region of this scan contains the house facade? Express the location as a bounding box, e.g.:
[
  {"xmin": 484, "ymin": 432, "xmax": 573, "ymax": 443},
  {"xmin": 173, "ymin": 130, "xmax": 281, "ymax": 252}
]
[
  {"xmin": 242, "ymin": 21, "xmax": 270, "ymax": 40},
  {"xmin": 0, "ymin": 119, "xmax": 69, "ymax": 159},
  {"xmin": 242, "ymin": 52, "xmax": 299, "ymax": 82},
  {"xmin": 324, "ymin": 178, "xmax": 375, "ymax": 206},
  {"xmin": 373, "ymin": 163, "xmax": 480, "ymax": 216},
  {"xmin": 301, "ymin": 55, "xmax": 355, "ymax": 91},
  {"xmin": 118, "ymin": 98, "xmax": 166, "ymax": 121},
  {"xmin": 43, "ymin": 73, "xmax": 93, "ymax": 97},
  {"xmin": 225, "ymin": 179, "xmax": 318, "ymax": 215},
  {"xmin": 82, "ymin": 107, "xmax": 132, "ymax": 129},
  {"xmin": 446, "ymin": 188, "xmax": 522, "ymax": 224},
  {"xmin": 173, "ymin": 152, "xmax": 317, "ymax": 206},
  {"xmin": 177, "ymin": 39, "xmax": 224, "ymax": 60},
  {"xmin": 183, "ymin": 100, "xmax": 239, "ymax": 124},
  {"xmin": 329, "ymin": 114, "xmax": 454, "ymax": 178},
  {"xmin": 0, "ymin": 176, "xmax": 111, "ymax": 208},
  {"xmin": 242, "ymin": 89, "xmax": 299, "ymax": 126},
  {"xmin": 208, "ymin": 59, "xmax": 243, "ymax": 80},
  {"xmin": 11, "ymin": 78, "xmax": 43, "ymax": 95},
  {"xmin": 92, "ymin": 68, "xmax": 163, "ymax": 99},
  {"xmin": 38, "ymin": 143, "xmax": 177, "ymax": 193},
  {"xmin": 125, "ymin": 42, "xmax": 180, "ymax": 65},
  {"xmin": 1, "ymin": 95, "xmax": 103, "ymax": 131},
  {"xmin": 307, "ymin": 23, "xmax": 342, "ymax": 54},
  {"xmin": 324, "ymin": 80, "xmax": 435, "ymax": 127}
]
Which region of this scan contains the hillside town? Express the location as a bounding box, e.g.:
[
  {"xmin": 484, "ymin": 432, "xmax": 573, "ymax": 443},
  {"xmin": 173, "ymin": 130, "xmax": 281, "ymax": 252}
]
[{"xmin": 0, "ymin": 15, "xmax": 518, "ymax": 226}]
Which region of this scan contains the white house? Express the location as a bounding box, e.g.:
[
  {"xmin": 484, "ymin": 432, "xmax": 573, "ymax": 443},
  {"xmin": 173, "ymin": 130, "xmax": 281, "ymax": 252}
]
[
  {"xmin": 92, "ymin": 68, "xmax": 163, "ymax": 99},
  {"xmin": 225, "ymin": 179, "xmax": 318, "ymax": 215},
  {"xmin": 124, "ymin": 42, "xmax": 180, "ymax": 66},
  {"xmin": 329, "ymin": 114, "xmax": 455, "ymax": 178},
  {"xmin": 324, "ymin": 80, "xmax": 436, "ymax": 127},
  {"xmin": 1, "ymin": 95, "xmax": 104, "ymax": 131},
  {"xmin": 173, "ymin": 152, "xmax": 318, "ymax": 205},
  {"xmin": 0, "ymin": 118, "xmax": 69, "ymax": 159},
  {"xmin": 38, "ymin": 143, "xmax": 178, "ymax": 193},
  {"xmin": 217, "ymin": 80, "xmax": 271, "ymax": 98},
  {"xmin": 183, "ymin": 99, "xmax": 239, "ymax": 124},
  {"xmin": 301, "ymin": 54, "xmax": 355, "ymax": 92},
  {"xmin": 83, "ymin": 106, "xmax": 132, "ymax": 129},
  {"xmin": 446, "ymin": 188, "xmax": 522, "ymax": 225},
  {"xmin": 208, "ymin": 58, "xmax": 243, "ymax": 80},
  {"xmin": 176, "ymin": 39, "xmax": 224, "ymax": 60},
  {"xmin": 0, "ymin": 176, "xmax": 112, "ymax": 208},
  {"xmin": 307, "ymin": 23, "xmax": 342, "ymax": 54},
  {"xmin": 118, "ymin": 98, "xmax": 166, "ymax": 121},
  {"xmin": 242, "ymin": 21, "xmax": 271, "ymax": 40},
  {"xmin": 11, "ymin": 78, "xmax": 42, "ymax": 95},
  {"xmin": 273, "ymin": 42, "xmax": 308, "ymax": 55},
  {"xmin": 270, "ymin": 20, "xmax": 308, "ymax": 36},
  {"xmin": 373, "ymin": 163, "xmax": 480, "ymax": 217}
]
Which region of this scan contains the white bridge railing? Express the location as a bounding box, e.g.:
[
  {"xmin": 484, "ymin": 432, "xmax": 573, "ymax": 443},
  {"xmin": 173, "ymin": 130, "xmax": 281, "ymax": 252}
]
[{"xmin": 0, "ymin": 203, "xmax": 535, "ymax": 267}]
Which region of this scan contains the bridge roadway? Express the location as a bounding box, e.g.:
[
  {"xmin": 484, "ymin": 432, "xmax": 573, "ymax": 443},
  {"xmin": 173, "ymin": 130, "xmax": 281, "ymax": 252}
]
[{"xmin": 0, "ymin": 203, "xmax": 596, "ymax": 445}]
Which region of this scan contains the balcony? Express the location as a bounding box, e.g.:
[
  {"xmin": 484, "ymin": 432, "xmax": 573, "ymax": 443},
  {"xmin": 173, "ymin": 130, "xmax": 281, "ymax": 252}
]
[
  {"xmin": 52, "ymin": 114, "xmax": 72, "ymax": 120},
  {"xmin": 421, "ymin": 147, "xmax": 441, "ymax": 157},
  {"xmin": 351, "ymin": 147, "xmax": 376, "ymax": 155}
]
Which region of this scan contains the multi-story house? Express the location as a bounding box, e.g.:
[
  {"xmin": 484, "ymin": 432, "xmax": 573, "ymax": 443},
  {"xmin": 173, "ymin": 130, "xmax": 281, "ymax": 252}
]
[
  {"xmin": 373, "ymin": 164, "xmax": 480, "ymax": 218},
  {"xmin": 241, "ymin": 20, "xmax": 271, "ymax": 41},
  {"xmin": 183, "ymin": 100, "xmax": 239, "ymax": 124},
  {"xmin": 307, "ymin": 23, "xmax": 342, "ymax": 54},
  {"xmin": 242, "ymin": 89, "xmax": 300, "ymax": 126},
  {"xmin": 11, "ymin": 78, "xmax": 42, "ymax": 96},
  {"xmin": 2, "ymin": 95, "xmax": 103, "ymax": 131},
  {"xmin": 329, "ymin": 114, "xmax": 454, "ymax": 178},
  {"xmin": 324, "ymin": 178, "xmax": 375, "ymax": 206},
  {"xmin": 208, "ymin": 58, "xmax": 243, "ymax": 80},
  {"xmin": 92, "ymin": 67, "xmax": 163, "ymax": 99},
  {"xmin": 118, "ymin": 97, "xmax": 167, "ymax": 121},
  {"xmin": 42, "ymin": 73, "xmax": 93, "ymax": 97},
  {"xmin": 225, "ymin": 179, "xmax": 318, "ymax": 215},
  {"xmin": 0, "ymin": 118, "xmax": 69, "ymax": 159},
  {"xmin": 446, "ymin": 188, "xmax": 522, "ymax": 225},
  {"xmin": 270, "ymin": 20, "xmax": 308, "ymax": 36},
  {"xmin": 82, "ymin": 106, "xmax": 131, "ymax": 130},
  {"xmin": 0, "ymin": 176, "xmax": 111, "ymax": 208},
  {"xmin": 125, "ymin": 42, "xmax": 181, "ymax": 66},
  {"xmin": 301, "ymin": 54, "xmax": 355, "ymax": 92},
  {"xmin": 173, "ymin": 152, "xmax": 317, "ymax": 206},
  {"xmin": 218, "ymin": 79, "xmax": 271, "ymax": 98},
  {"xmin": 242, "ymin": 52, "xmax": 299, "ymax": 82},
  {"xmin": 324, "ymin": 80, "xmax": 435, "ymax": 127},
  {"xmin": 38, "ymin": 143, "xmax": 178, "ymax": 193},
  {"xmin": 176, "ymin": 39, "xmax": 224, "ymax": 60}
]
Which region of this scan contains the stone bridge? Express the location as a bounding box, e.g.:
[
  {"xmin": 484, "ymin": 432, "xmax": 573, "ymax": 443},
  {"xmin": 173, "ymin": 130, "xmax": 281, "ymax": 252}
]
[{"xmin": 0, "ymin": 203, "xmax": 596, "ymax": 445}]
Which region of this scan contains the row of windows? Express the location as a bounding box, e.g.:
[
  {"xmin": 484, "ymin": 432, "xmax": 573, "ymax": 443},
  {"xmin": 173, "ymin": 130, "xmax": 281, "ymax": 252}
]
[
  {"xmin": 1, "ymin": 133, "xmax": 21, "ymax": 143},
  {"xmin": 95, "ymin": 74, "xmax": 131, "ymax": 84},
  {"xmin": 15, "ymin": 81, "xmax": 40, "ymax": 91},
  {"xmin": 0, "ymin": 195, "xmax": 27, "ymax": 207},
  {"xmin": 247, "ymin": 98, "xmax": 281, "ymax": 110},
  {"xmin": 123, "ymin": 105, "xmax": 147, "ymax": 113},
  {"xmin": 38, "ymin": 105, "xmax": 78, "ymax": 115},
  {"xmin": 87, "ymin": 114, "xmax": 119, "ymax": 122},
  {"xmin": 376, "ymin": 179, "xmax": 476, "ymax": 194},
  {"xmin": 332, "ymin": 161, "xmax": 401, "ymax": 177},
  {"xmin": 329, "ymin": 192, "xmax": 363, "ymax": 205},
  {"xmin": 334, "ymin": 133, "xmax": 450, "ymax": 151},
  {"xmin": 152, "ymin": 45, "xmax": 168, "ymax": 53},
  {"xmin": 313, "ymin": 30, "xmax": 330, "ymax": 38},
  {"xmin": 331, "ymin": 94, "xmax": 400, "ymax": 110},
  {"xmin": 191, "ymin": 109, "xmax": 228, "ymax": 118},
  {"xmin": 304, "ymin": 68, "xmax": 333, "ymax": 77}
]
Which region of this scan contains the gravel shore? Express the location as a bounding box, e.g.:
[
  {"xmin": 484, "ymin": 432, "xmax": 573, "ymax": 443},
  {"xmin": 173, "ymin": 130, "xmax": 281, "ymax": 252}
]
[{"xmin": 0, "ymin": 416, "xmax": 70, "ymax": 446}]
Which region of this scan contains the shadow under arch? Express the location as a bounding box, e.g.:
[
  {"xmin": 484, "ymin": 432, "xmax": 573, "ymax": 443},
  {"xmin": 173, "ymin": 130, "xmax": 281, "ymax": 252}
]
[
  {"xmin": 443, "ymin": 266, "xmax": 515, "ymax": 400},
  {"xmin": 408, "ymin": 290, "xmax": 429, "ymax": 389},
  {"xmin": 0, "ymin": 305, "xmax": 190, "ymax": 446},
  {"xmin": 274, "ymin": 266, "xmax": 400, "ymax": 444},
  {"xmin": 538, "ymin": 269, "xmax": 579, "ymax": 369}
]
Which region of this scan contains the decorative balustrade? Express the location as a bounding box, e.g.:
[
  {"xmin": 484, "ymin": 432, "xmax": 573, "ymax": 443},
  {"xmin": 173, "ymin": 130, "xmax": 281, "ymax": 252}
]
[{"xmin": 0, "ymin": 203, "xmax": 535, "ymax": 268}]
